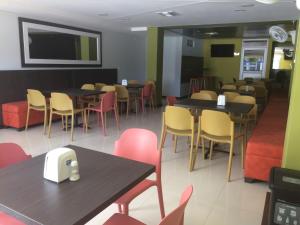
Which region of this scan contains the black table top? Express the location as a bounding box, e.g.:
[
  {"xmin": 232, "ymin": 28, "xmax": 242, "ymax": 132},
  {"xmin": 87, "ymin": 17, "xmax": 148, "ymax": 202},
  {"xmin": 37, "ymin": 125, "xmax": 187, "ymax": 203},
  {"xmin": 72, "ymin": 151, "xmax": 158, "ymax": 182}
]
[
  {"xmin": 175, "ymin": 99, "xmax": 253, "ymax": 115},
  {"xmin": 125, "ymin": 84, "xmax": 144, "ymax": 89},
  {"xmin": 0, "ymin": 145, "xmax": 155, "ymax": 225},
  {"xmin": 44, "ymin": 88, "xmax": 104, "ymax": 97},
  {"xmin": 221, "ymin": 89, "xmax": 255, "ymax": 96}
]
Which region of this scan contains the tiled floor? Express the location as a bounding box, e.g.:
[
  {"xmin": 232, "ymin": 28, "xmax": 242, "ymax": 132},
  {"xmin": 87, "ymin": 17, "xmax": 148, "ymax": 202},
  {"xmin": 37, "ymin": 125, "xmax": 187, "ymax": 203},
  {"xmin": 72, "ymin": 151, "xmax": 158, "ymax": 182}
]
[{"xmin": 0, "ymin": 108, "xmax": 268, "ymax": 225}]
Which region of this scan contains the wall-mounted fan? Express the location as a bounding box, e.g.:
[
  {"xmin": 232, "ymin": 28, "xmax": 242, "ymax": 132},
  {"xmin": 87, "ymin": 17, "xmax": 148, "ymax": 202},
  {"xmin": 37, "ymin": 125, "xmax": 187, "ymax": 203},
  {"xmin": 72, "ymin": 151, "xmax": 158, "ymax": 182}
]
[{"xmin": 269, "ymin": 26, "xmax": 289, "ymax": 43}]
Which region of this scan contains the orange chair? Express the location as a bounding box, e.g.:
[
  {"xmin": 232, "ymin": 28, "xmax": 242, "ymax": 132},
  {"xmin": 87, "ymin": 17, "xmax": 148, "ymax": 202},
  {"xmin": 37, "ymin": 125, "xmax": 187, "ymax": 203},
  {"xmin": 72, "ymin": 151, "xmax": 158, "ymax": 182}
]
[
  {"xmin": 0, "ymin": 143, "xmax": 31, "ymax": 169},
  {"xmin": 166, "ymin": 96, "xmax": 177, "ymax": 106},
  {"xmin": 114, "ymin": 129, "xmax": 165, "ymax": 218},
  {"xmin": 86, "ymin": 92, "xmax": 119, "ymax": 136},
  {"xmin": 0, "ymin": 212, "xmax": 25, "ymax": 225},
  {"xmin": 105, "ymin": 185, "xmax": 193, "ymax": 225}
]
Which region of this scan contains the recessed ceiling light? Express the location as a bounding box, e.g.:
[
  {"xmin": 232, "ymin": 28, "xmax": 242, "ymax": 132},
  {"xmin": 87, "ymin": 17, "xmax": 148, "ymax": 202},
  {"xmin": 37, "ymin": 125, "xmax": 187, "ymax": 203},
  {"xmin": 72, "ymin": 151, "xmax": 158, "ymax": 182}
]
[
  {"xmin": 205, "ymin": 32, "xmax": 218, "ymax": 36},
  {"xmin": 156, "ymin": 11, "xmax": 179, "ymax": 17},
  {"xmin": 234, "ymin": 9, "xmax": 247, "ymax": 12},
  {"xmin": 255, "ymin": 0, "xmax": 279, "ymax": 4},
  {"xmin": 241, "ymin": 4, "xmax": 255, "ymax": 7},
  {"xmin": 97, "ymin": 13, "xmax": 109, "ymax": 17},
  {"xmin": 130, "ymin": 27, "xmax": 148, "ymax": 32}
]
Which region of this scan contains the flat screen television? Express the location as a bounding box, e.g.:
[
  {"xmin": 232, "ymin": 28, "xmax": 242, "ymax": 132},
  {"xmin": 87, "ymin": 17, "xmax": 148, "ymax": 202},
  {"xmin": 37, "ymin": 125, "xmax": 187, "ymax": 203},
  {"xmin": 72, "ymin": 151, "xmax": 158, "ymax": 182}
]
[{"xmin": 211, "ymin": 44, "xmax": 234, "ymax": 57}]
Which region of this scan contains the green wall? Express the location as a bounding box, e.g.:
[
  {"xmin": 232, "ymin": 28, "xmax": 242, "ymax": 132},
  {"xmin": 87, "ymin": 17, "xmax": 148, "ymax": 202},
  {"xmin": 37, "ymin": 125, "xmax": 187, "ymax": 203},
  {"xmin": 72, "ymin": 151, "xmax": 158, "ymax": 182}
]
[
  {"xmin": 80, "ymin": 36, "xmax": 90, "ymax": 60},
  {"xmin": 282, "ymin": 22, "xmax": 300, "ymax": 170},
  {"xmin": 147, "ymin": 27, "xmax": 164, "ymax": 105},
  {"xmin": 203, "ymin": 38, "xmax": 273, "ymax": 83},
  {"xmin": 203, "ymin": 38, "xmax": 242, "ymax": 83}
]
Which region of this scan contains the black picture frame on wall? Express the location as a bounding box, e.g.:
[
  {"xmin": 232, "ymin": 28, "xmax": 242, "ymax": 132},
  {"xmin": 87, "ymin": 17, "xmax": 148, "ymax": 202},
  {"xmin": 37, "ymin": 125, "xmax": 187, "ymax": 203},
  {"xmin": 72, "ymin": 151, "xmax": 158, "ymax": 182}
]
[{"xmin": 18, "ymin": 17, "xmax": 102, "ymax": 67}]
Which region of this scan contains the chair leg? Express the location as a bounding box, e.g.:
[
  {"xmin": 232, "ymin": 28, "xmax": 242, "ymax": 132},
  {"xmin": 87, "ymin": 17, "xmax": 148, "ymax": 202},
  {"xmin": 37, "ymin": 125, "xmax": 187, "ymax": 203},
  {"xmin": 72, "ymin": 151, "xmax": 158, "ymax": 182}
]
[
  {"xmin": 48, "ymin": 111, "xmax": 53, "ymax": 138},
  {"xmin": 156, "ymin": 183, "xmax": 165, "ymax": 219},
  {"xmin": 100, "ymin": 112, "xmax": 106, "ymax": 136},
  {"xmin": 241, "ymin": 132, "xmax": 245, "ymax": 169},
  {"xmin": 43, "ymin": 108, "xmax": 47, "ymax": 135},
  {"xmin": 189, "ymin": 134, "xmax": 195, "ymax": 171},
  {"xmin": 173, "ymin": 136, "xmax": 178, "ymax": 153},
  {"xmin": 65, "ymin": 116, "xmax": 68, "ymax": 132},
  {"xmin": 114, "ymin": 108, "xmax": 120, "ymax": 130},
  {"xmin": 209, "ymin": 141, "xmax": 214, "ymax": 160},
  {"xmin": 126, "ymin": 99, "xmax": 129, "ymax": 119},
  {"xmin": 227, "ymin": 142, "xmax": 234, "ymax": 182},
  {"xmin": 25, "ymin": 107, "xmax": 30, "ymax": 131},
  {"xmin": 61, "ymin": 116, "xmax": 64, "ymax": 129},
  {"xmin": 201, "ymin": 137, "xmax": 205, "ymax": 160},
  {"xmin": 71, "ymin": 114, "xmax": 74, "ymax": 141}
]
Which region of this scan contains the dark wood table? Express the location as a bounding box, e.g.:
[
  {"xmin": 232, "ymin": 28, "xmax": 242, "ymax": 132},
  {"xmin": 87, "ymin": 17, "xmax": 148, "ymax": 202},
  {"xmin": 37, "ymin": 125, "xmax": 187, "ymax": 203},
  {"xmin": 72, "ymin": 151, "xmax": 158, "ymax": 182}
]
[
  {"xmin": 175, "ymin": 99, "xmax": 253, "ymax": 115},
  {"xmin": 0, "ymin": 145, "xmax": 155, "ymax": 225},
  {"xmin": 125, "ymin": 84, "xmax": 144, "ymax": 90},
  {"xmin": 221, "ymin": 89, "xmax": 256, "ymax": 96}
]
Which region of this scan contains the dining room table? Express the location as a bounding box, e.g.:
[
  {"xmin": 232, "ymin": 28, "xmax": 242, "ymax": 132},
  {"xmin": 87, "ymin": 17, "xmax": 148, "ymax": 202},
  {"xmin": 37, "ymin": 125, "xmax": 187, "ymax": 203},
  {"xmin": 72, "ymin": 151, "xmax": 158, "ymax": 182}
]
[{"xmin": 0, "ymin": 145, "xmax": 155, "ymax": 225}]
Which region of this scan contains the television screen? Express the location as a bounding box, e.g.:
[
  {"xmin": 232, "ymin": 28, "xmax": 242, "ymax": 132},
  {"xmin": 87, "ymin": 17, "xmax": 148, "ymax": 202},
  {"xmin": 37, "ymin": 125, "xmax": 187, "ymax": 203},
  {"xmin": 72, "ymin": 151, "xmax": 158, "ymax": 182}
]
[{"xmin": 211, "ymin": 44, "xmax": 234, "ymax": 57}]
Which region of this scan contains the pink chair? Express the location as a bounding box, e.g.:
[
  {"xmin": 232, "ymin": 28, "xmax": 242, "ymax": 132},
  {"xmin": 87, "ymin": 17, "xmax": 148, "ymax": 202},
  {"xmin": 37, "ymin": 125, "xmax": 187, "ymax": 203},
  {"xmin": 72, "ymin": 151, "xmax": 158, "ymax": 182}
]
[
  {"xmin": 166, "ymin": 96, "xmax": 177, "ymax": 106},
  {"xmin": 114, "ymin": 128, "xmax": 165, "ymax": 218},
  {"xmin": 104, "ymin": 185, "xmax": 193, "ymax": 225},
  {"xmin": 139, "ymin": 84, "xmax": 153, "ymax": 112},
  {"xmin": 86, "ymin": 92, "xmax": 119, "ymax": 136},
  {"xmin": 0, "ymin": 212, "xmax": 26, "ymax": 225},
  {"xmin": 0, "ymin": 143, "xmax": 31, "ymax": 169}
]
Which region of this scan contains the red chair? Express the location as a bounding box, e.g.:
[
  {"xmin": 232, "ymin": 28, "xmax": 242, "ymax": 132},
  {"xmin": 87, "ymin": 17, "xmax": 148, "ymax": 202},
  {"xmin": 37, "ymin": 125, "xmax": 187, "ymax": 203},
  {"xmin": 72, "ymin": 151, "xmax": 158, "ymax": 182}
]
[
  {"xmin": 0, "ymin": 212, "xmax": 26, "ymax": 225},
  {"xmin": 114, "ymin": 128, "xmax": 165, "ymax": 218},
  {"xmin": 0, "ymin": 143, "xmax": 31, "ymax": 169},
  {"xmin": 104, "ymin": 185, "xmax": 193, "ymax": 225},
  {"xmin": 166, "ymin": 96, "xmax": 177, "ymax": 106},
  {"xmin": 86, "ymin": 92, "xmax": 119, "ymax": 136},
  {"xmin": 139, "ymin": 84, "xmax": 153, "ymax": 112}
]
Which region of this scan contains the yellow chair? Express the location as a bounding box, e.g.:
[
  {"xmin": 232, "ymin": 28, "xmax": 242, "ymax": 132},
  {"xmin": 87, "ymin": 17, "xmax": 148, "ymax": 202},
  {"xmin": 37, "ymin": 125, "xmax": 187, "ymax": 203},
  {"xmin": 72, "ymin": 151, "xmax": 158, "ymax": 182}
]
[
  {"xmin": 25, "ymin": 89, "xmax": 48, "ymax": 134},
  {"xmin": 159, "ymin": 106, "xmax": 196, "ymax": 171},
  {"xmin": 239, "ymin": 85, "xmax": 255, "ymax": 92},
  {"xmin": 223, "ymin": 92, "xmax": 240, "ymax": 102},
  {"xmin": 195, "ymin": 110, "xmax": 245, "ymax": 181},
  {"xmin": 48, "ymin": 92, "xmax": 86, "ymax": 141},
  {"xmin": 114, "ymin": 84, "xmax": 130, "ymax": 118},
  {"xmin": 81, "ymin": 84, "xmax": 95, "ymax": 90},
  {"xmin": 128, "ymin": 80, "xmax": 139, "ymax": 85},
  {"xmin": 95, "ymin": 83, "xmax": 106, "ymax": 90},
  {"xmin": 101, "ymin": 85, "xmax": 116, "ymax": 92},
  {"xmin": 232, "ymin": 95, "xmax": 257, "ymax": 124},
  {"xmin": 191, "ymin": 92, "xmax": 213, "ymax": 100},
  {"xmin": 199, "ymin": 90, "xmax": 217, "ymax": 100},
  {"xmin": 221, "ymin": 84, "xmax": 237, "ymax": 90}
]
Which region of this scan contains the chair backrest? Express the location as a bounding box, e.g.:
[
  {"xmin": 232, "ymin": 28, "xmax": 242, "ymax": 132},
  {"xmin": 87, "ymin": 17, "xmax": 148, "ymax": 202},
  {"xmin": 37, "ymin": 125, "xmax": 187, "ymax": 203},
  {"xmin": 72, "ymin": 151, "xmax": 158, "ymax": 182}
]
[
  {"xmin": 114, "ymin": 85, "xmax": 129, "ymax": 99},
  {"xmin": 236, "ymin": 80, "xmax": 246, "ymax": 86},
  {"xmin": 223, "ymin": 92, "xmax": 240, "ymax": 102},
  {"xmin": 50, "ymin": 92, "xmax": 73, "ymax": 111},
  {"xmin": 166, "ymin": 96, "xmax": 177, "ymax": 106},
  {"xmin": 158, "ymin": 185, "xmax": 193, "ymax": 225},
  {"xmin": 191, "ymin": 92, "xmax": 213, "ymax": 100},
  {"xmin": 81, "ymin": 84, "xmax": 95, "ymax": 90},
  {"xmin": 239, "ymin": 85, "xmax": 255, "ymax": 92},
  {"xmin": 100, "ymin": 91, "xmax": 116, "ymax": 112},
  {"xmin": 244, "ymin": 77, "xmax": 254, "ymax": 84},
  {"xmin": 222, "ymin": 84, "xmax": 237, "ymax": 90},
  {"xmin": 199, "ymin": 90, "xmax": 217, "ymax": 100},
  {"xmin": 200, "ymin": 110, "xmax": 234, "ymax": 137},
  {"xmin": 114, "ymin": 129, "xmax": 161, "ymax": 174},
  {"xmin": 232, "ymin": 95, "xmax": 256, "ymax": 104},
  {"xmin": 27, "ymin": 89, "xmax": 46, "ymax": 107},
  {"xmin": 128, "ymin": 80, "xmax": 139, "ymax": 85},
  {"xmin": 95, "ymin": 83, "xmax": 106, "ymax": 90},
  {"xmin": 142, "ymin": 84, "xmax": 152, "ymax": 98},
  {"xmin": 0, "ymin": 143, "xmax": 31, "ymax": 169},
  {"xmin": 101, "ymin": 85, "xmax": 116, "ymax": 92},
  {"xmin": 164, "ymin": 106, "xmax": 194, "ymax": 131}
]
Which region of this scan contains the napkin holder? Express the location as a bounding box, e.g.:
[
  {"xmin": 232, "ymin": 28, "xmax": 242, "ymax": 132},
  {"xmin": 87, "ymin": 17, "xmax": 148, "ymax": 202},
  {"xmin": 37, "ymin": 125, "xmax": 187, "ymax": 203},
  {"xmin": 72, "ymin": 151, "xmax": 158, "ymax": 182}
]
[
  {"xmin": 121, "ymin": 79, "xmax": 128, "ymax": 86},
  {"xmin": 217, "ymin": 95, "xmax": 226, "ymax": 106},
  {"xmin": 43, "ymin": 147, "xmax": 77, "ymax": 183}
]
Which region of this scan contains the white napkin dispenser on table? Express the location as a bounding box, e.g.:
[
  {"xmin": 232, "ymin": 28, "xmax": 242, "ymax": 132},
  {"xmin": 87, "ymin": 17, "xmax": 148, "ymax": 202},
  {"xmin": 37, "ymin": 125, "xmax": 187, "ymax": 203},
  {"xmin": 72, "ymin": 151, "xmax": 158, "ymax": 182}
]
[
  {"xmin": 217, "ymin": 95, "xmax": 226, "ymax": 106},
  {"xmin": 43, "ymin": 147, "xmax": 77, "ymax": 183}
]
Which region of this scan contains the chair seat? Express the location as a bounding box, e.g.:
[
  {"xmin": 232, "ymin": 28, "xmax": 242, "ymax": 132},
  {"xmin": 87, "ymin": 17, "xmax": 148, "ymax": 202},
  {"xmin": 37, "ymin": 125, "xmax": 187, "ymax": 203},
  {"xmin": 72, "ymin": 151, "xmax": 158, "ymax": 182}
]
[
  {"xmin": 29, "ymin": 105, "xmax": 48, "ymax": 111},
  {"xmin": 201, "ymin": 131, "xmax": 231, "ymax": 143},
  {"xmin": 166, "ymin": 127, "xmax": 193, "ymax": 136},
  {"xmin": 52, "ymin": 108, "xmax": 84, "ymax": 115},
  {"xmin": 103, "ymin": 213, "xmax": 146, "ymax": 225},
  {"xmin": 115, "ymin": 179, "xmax": 156, "ymax": 205}
]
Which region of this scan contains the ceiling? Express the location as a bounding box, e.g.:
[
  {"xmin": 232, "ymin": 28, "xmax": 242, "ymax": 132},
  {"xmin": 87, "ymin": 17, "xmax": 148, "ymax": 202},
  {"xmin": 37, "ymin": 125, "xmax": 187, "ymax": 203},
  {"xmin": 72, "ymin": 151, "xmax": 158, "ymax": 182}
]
[
  {"xmin": 0, "ymin": 0, "xmax": 299, "ymax": 32},
  {"xmin": 168, "ymin": 21, "xmax": 296, "ymax": 39}
]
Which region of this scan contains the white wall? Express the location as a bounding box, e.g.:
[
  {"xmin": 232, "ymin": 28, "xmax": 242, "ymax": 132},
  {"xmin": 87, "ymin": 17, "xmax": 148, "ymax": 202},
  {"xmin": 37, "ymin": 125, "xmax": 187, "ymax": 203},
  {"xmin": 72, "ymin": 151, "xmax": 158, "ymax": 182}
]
[
  {"xmin": 182, "ymin": 36, "xmax": 203, "ymax": 57},
  {"xmin": 0, "ymin": 11, "xmax": 146, "ymax": 82},
  {"xmin": 162, "ymin": 31, "xmax": 183, "ymax": 97}
]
